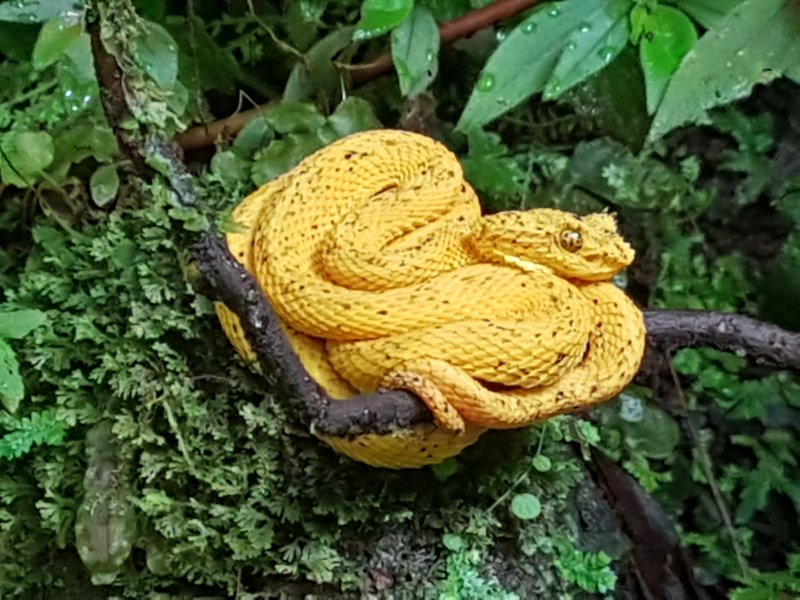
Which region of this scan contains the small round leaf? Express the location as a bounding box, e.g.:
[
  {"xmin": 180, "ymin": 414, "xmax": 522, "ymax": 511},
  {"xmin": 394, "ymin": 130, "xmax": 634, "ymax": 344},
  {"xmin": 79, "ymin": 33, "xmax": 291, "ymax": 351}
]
[
  {"xmin": 532, "ymin": 455, "xmax": 552, "ymax": 472},
  {"xmin": 510, "ymin": 493, "xmax": 542, "ymax": 520}
]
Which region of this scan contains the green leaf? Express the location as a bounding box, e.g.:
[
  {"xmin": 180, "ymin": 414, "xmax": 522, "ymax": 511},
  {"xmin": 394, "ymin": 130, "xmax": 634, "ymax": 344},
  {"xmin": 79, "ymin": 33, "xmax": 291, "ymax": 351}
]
[
  {"xmin": 461, "ymin": 129, "xmax": 527, "ymax": 197},
  {"xmin": 673, "ymin": 0, "xmax": 745, "ymax": 28},
  {"xmin": 543, "ymin": 0, "xmax": 632, "ymax": 99},
  {"xmin": 90, "ymin": 164, "xmax": 120, "ymax": 207},
  {"xmin": 634, "ymin": 5, "xmax": 698, "ymax": 114},
  {"xmin": 649, "ymin": 0, "xmax": 800, "ymax": 141},
  {"xmin": 442, "ymin": 533, "xmax": 466, "ymax": 551},
  {"xmin": 0, "ymin": 339, "xmax": 24, "ymax": 413},
  {"xmin": 431, "ymin": 457, "xmax": 460, "ymax": 481},
  {"xmin": 266, "ymin": 102, "xmax": 327, "ymax": 134},
  {"xmin": 210, "ymin": 150, "xmax": 250, "ymax": 185},
  {"xmin": 735, "ymin": 468, "xmax": 772, "ymax": 523},
  {"xmin": 0, "ymin": 309, "xmax": 47, "ymax": 339},
  {"xmin": 456, "ymin": 0, "xmax": 587, "ymax": 132},
  {"xmin": 284, "ymin": 27, "xmax": 356, "ymax": 103},
  {"xmin": 532, "ymin": 455, "xmax": 552, "ymax": 472},
  {"xmin": 0, "ymin": 0, "xmax": 79, "ymax": 23},
  {"xmin": 510, "ymin": 493, "xmax": 542, "ymax": 520},
  {"xmin": 32, "ymin": 16, "xmax": 82, "ymax": 70},
  {"xmin": 166, "ymin": 20, "xmax": 241, "ymax": 94},
  {"xmin": 13, "ymin": 131, "xmax": 54, "ymax": 172},
  {"xmin": 135, "ymin": 20, "xmax": 179, "ymax": 89},
  {"xmin": 0, "ymin": 130, "xmax": 54, "ymax": 186},
  {"xmin": 0, "ymin": 410, "xmax": 68, "ymax": 458},
  {"xmin": 232, "ymin": 116, "xmax": 274, "ymax": 158},
  {"xmin": 326, "ymin": 97, "xmax": 382, "ymax": 138},
  {"xmin": 354, "ymin": 0, "xmax": 414, "ymax": 41},
  {"xmin": 251, "ymin": 133, "xmax": 326, "ymax": 185},
  {"xmin": 391, "ymin": 5, "xmax": 439, "ymax": 97}
]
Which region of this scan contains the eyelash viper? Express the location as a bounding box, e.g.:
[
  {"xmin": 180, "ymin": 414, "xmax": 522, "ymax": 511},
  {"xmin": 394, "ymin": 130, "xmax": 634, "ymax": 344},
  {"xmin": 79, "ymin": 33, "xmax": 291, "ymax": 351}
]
[{"xmin": 215, "ymin": 129, "xmax": 646, "ymax": 469}]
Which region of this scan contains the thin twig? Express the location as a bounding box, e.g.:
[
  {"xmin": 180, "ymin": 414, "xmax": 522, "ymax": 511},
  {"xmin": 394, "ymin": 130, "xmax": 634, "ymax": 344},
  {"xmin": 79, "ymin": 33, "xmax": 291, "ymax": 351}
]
[{"xmin": 666, "ymin": 359, "xmax": 749, "ymax": 579}]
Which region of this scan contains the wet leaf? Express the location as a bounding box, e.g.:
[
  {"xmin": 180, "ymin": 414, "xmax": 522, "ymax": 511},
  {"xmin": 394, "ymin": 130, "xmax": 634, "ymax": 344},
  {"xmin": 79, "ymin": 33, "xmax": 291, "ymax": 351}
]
[
  {"xmin": 532, "ymin": 455, "xmax": 552, "ymax": 472},
  {"xmin": 32, "ymin": 16, "xmax": 82, "ymax": 70},
  {"xmin": 456, "ymin": 0, "xmax": 587, "ymax": 132},
  {"xmin": 544, "ymin": 0, "xmax": 632, "ymax": 100},
  {"xmin": 0, "ymin": 0, "xmax": 80, "ymax": 23},
  {"xmin": 674, "ymin": 0, "xmax": 744, "ymax": 28},
  {"xmin": 391, "ymin": 5, "xmax": 440, "ymax": 97},
  {"xmin": 166, "ymin": 20, "xmax": 240, "ymax": 94},
  {"xmin": 134, "ymin": 20, "xmax": 178, "ymax": 89},
  {"xmin": 633, "ymin": 5, "xmax": 698, "ymax": 114},
  {"xmin": 649, "ymin": 0, "xmax": 800, "ymax": 141},
  {"xmin": 210, "ymin": 150, "xmax": 250, "ymax": 184},
  {"xmin": 354, "ymin": 0, "xmax": 414, "ymax": 41}
]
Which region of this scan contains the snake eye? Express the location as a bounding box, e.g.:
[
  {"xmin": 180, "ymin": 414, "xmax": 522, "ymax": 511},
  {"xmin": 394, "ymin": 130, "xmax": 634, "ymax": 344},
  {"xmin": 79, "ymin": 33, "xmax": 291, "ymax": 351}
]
[{"xmin": 559, "ymin": 229, "xmax": 583, "ymax": 252}]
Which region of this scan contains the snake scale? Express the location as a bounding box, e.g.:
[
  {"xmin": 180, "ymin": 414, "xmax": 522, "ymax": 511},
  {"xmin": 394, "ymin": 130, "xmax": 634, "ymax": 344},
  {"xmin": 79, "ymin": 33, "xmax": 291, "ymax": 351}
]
[{"xmin": 216, "ymin": 129, "xmax": 646, "ymax": 469}]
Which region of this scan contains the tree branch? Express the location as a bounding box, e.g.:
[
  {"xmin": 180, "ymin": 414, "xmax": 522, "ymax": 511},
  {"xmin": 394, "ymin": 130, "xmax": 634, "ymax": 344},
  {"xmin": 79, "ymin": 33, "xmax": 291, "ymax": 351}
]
[
  {"xmin": 194, "ymin": 236, "xmax": 433, "ymax": 437},
  {"xmin": 194, "ymin": 234, "xmax": 800, "ymax": 437},
  {"xmin": 174, "ymin": 0, "xmax": 542, "ymax": 151},
  {"xmin": 645, "ymin": 309, "xmax": 800, "ymax": 369}
]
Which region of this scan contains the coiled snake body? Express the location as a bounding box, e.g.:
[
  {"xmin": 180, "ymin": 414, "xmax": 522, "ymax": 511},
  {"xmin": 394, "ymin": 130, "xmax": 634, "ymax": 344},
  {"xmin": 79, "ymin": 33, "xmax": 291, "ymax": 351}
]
[{"xmin": 216, "ymin": 129, "xmax": 646, "ymax": 468}]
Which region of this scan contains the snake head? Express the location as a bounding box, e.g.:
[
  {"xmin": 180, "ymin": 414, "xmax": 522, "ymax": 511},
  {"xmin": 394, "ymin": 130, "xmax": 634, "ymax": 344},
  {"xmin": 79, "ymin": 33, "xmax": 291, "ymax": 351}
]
[{"xmin": 477, "ymin": 209, "xmax": 635, "ymax": 281}]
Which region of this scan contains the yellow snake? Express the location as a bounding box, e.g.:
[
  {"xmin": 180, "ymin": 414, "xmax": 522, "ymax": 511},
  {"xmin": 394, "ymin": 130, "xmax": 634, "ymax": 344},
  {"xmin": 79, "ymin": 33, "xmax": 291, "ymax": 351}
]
[{"xmin": 215, "ymin": 129, "xmax": 646, "ymax": 469}]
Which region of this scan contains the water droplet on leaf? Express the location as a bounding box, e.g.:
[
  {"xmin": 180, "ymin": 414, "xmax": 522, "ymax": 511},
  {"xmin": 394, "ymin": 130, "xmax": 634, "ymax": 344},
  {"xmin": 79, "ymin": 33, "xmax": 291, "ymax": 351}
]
[
  {"xmin": 597, "ymin": 46, "xmax": 616, "ymax": 63},
  {"xmin": 476, "ymin": 73, "xmax": 496, "ymax": 92},
  {"xmin": 521, "ymin": 21, "xmax": 537, "ymax": 34}
]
